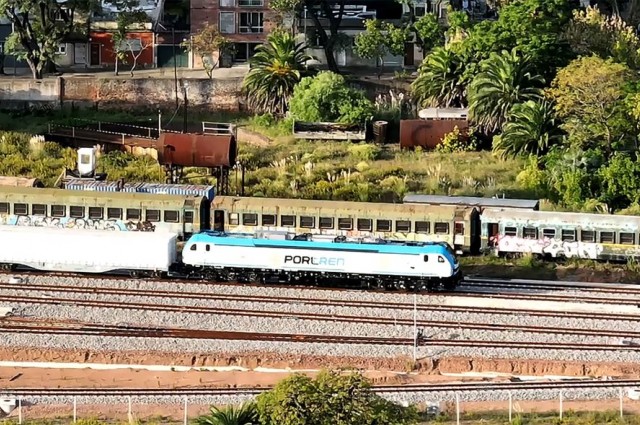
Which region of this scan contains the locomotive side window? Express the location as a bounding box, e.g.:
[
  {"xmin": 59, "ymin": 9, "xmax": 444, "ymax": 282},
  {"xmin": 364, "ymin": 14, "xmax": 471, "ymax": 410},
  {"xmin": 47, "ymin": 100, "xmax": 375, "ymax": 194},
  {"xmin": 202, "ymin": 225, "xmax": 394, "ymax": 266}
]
[
  {"xmin": 319, "ymin": 217, "xmax": 334, "ymax": 229},
  {"xmin": 438, "ymin": 256, "xmax": 445, "ymax": 263},
  {"xmin": 338, "ymin": 218, "xmax": 353, "ymax": 230},
  {"xmin": 423, "ymin": 255, "xmax": 429, "ymax": 262},
  {"xmin": 395, "ymin": 220, "xmax": 411, "ymax": 232},
  {"xmin": 454, "ymin": 222, "xmax": 464, "ymax": 235},
  {"xmin": 32, "ymin": 204, "xmax": 47, "ymax": 216},
  {"xmin": 107, "ymin": 208, "xmax": 123, "ymax": 220},
  {"xmin": 300, "ymin": 216, "xmax": 315, "ymax": 228},
  {"xmin": 504, "ymin": 227, "xmax": 517, "ymax": 236},
  {"xmin": 561, "ymin": 229, "xmax": 576, "ymax": 242},
  {"xmin": 51, "ymin": 205, "xmax": 66, "ymax": 217},
  {"xmin": 229, "ymin": 213, "xmax": 239, "ymax": 225},
  {"xmin": 184, "ymin": 211, "xmax": 194, "ymax": 223},
  {"xmin": 580, "ymin": 230, "xmax": 596, "ymax": 242},
  {"xmin": 600, "ymin": 231, "xmax": 615, "ymax": 243},
  {"xmin": 376, "ymin": 219, "xmax": 391, "ymax": 232},
  {"xmin": 415, "ymin": 221, "xmax": 430, "ymax": 233},
  {"xmin": 620, "ymin": 232, "xmax": 635, "ymax": 245},
  {"xmin": 164, "ymin": 210, "xmax": 179, "ymax": 223},
  {"xmin": 89, "ymin": 207, "xmax": 103, "ymax": 220},
  {"xmin": 357, "ymin": 219, "xmax": 372, "ymax": 231},
  {"xmin": 435, "ymin": 222, "xmax": 450, "ymax": 234},
  {"xmin": 523, "ymin": 227, "xmax": 537, "ymax": 239},
  {"xmin": 542, "ymin": 228, "xmax": 556, "ymax": 238},
  {"xmin": 190, "ymin": 244, "xmax": 197, "ymax": 251},
  {"xmin": 262, "ymin": 214, "xmax": 277, "ymax": 226},
  {"xmin": 126, "ymin": 209, "xmax": 141, "ymax": 220},
  {"xmin": 205, "ymin": 244, "xmax": 210, "ymax": 251},
  {"xmin": 70, "ymin": 206, "xmax": 84, "ymax": 218},
  {"xmin": 242, "ymin": 213, "xmax": 258, "ymax": 226},
  {"xmin": 146, "ymin": 209, "xmax": 161, "ymax": 222},
  {"xmin": 0, "ymin": 202, "xmax": 8, "ymax": 214},
  {"xmin": 13, "ymin": 203, "xmax": 28, "ymax": 215},
  {"xmin": 281, "ymin": 215, "xmax": 296, "ymax": 227}
]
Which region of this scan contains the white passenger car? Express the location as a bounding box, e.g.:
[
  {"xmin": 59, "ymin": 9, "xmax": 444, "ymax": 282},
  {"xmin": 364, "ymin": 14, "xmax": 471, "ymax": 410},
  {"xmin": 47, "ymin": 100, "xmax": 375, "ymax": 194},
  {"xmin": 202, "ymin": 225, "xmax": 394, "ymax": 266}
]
[{"xmin": 0, "ymin": 226, "xmax": 177, "ymax": 275}]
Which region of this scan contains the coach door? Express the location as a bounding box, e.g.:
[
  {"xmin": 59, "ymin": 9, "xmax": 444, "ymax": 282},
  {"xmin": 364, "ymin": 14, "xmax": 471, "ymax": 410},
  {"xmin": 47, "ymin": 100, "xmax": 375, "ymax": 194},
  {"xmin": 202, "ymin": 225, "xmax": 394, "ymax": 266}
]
[{"xmin": 213, "ymin": 210, "xmax": 225, "ymax": 231}]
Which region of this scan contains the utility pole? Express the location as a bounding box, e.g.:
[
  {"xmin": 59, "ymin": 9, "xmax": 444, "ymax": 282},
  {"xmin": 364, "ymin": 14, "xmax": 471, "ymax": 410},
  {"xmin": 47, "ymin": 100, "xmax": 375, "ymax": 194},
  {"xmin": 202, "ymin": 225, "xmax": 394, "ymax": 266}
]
[
  {"xmin": 182, "ymin": 82, "xmax": 189, "ymax": 133},
  {"xmin": 413, "ymin": 293, "xmax": 417, "ymax": 361}
]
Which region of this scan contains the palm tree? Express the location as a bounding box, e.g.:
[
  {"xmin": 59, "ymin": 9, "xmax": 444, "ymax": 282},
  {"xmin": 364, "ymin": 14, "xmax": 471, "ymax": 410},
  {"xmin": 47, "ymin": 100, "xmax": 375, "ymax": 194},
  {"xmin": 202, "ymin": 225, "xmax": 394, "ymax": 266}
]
[
  {"xmin": 195, "ymin": 402, "xmax": 258, "ymax": 425},
  {"xmin": 242, "ymin": 29, "xmax": 312, "ymax": 116},
  {"xmin": 493, "ymin": 100, "xmax": 563, "ymax": 159},
  {"xmin": 411, "ymin": 47, "xmax": 467, "ymax": 108},
  {"xmin": 468, "ymin": 49, "xmax": 545, "ymax": 135}
]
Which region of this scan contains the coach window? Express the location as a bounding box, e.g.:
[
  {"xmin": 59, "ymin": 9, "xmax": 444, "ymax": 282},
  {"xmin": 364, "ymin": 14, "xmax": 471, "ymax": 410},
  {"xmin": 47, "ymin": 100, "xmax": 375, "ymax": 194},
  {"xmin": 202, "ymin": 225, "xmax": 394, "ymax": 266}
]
[
  {"xmin": 184, "ymin": 211, "xmax": 194, "ymax": 224},
  {"xmin": 620, "ymin": 232, "xmax": 636, "ymax": 245},
  {"xmin": 70, "ymin": 206, "xmax": 84, "ymax": 218},
  {"xmin": 242, "ymin": 213, "xmax": 258, "ymax": 226},
  {"xmin": 262, "ymin": 214, "xmax": 277, "ymax": 226},
  {"xmin": 523, "ymin": 227, "xmax": 537, "ymax": 239},
  {"xmin": 542, "ymin": 228, "xmax": 556, "ymax": 239},
  {"xmin": 395, "ymin": 220, "xmax": 411, "ymax": 232},
  {"xmin": 435, "ymin": 222, "xmax": 450, "ymax": 234},
  {"xmin": 164, "ymin": 210, "xmax": 180, "ymax": 223},
  {"xmin": 126, "ymin": 209, "xmax": 141, "ymax": 220},
  {"xmin": 300, "ymin": 216, "xmax": 315, "ymax": 228},
  {"xmin": 438, "ymin": 256, "xmax": 445, "ymax": 263},
  {"xmin": 32, "ymin": 204, "xmax": 47, "ymax": 216},
  {"xmin": 281, "ymin": 215, "xmax": 296, "ymax": 227},
  {"xmin": 357, "ymin": 218, "xmax": 372, "ymax": 231},
  {"xmin": 229, "ymin": 213, "xmax": 239, "ymax": 225},
  {"xmin": 415, "ymin": 221, "xmax": 430, "ymax": 234},
  {"xmin": 338, "ymin": 218, "xmax": 353, "ymax": 230},
  {"xmin": 0, "ymin": 202, "xmax": 8, "ymax": 214},
  {"xmin": 561, "ymin": 229, "xmax": 576, "ymax": 242},
  {"xmin": 107, "ymin": 208, "xmax": 122, "ymax": 220},
  {"xmin": 600, "ymin": 231, "xmax": 615, "ymax": 243},
  {"xmin": 13, "ymin": 203, "xmax": 28, "ymax": 215},
  {"xmin": 146, "ymin": 209, "xmax": 161, "ymax": 222},
  {"xmin": 504, "ymin": 227, "xmax": 517, "ymax": 237},
  {"xmin": 51, "ymin": 205, "xmax": 66, "ymax": 217},
  {"xmin": 580, "ymin": 230, "xmax": 596, "ymax": 243},
  {"xmin": 319, "ymin": 217, "xmax": 334, "ymax": 229},
  {"xmin": 89, "ymin": 207, "xmax": 103, "ymax": 220},
  {"xmin": 376, "ymin": 219, "xmax": 391, "ymax": 232}
]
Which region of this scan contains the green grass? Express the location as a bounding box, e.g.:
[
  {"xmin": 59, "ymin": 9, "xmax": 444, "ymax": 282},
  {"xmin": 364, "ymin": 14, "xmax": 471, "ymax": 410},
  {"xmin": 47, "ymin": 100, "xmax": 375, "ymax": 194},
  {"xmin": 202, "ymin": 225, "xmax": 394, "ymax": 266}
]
[{"xmin": 423, "ymin": 409, "xmax": 640, "ymax": 424}]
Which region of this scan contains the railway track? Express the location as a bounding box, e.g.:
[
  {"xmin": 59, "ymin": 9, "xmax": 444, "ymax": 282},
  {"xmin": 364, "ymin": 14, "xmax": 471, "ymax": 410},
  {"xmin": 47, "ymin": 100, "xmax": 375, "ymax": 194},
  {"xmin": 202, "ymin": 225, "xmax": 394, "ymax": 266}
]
[{"xmin": 462, "ymin": 277, "xmax": 640, "ymax": 296}]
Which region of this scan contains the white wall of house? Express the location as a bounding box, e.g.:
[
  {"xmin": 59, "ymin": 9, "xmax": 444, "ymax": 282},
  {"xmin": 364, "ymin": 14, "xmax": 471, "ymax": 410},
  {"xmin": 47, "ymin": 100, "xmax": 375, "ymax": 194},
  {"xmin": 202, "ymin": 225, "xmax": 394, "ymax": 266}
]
[{"xmin": 54, "ymin": 42, "xmax": 88, "ymax": 67}]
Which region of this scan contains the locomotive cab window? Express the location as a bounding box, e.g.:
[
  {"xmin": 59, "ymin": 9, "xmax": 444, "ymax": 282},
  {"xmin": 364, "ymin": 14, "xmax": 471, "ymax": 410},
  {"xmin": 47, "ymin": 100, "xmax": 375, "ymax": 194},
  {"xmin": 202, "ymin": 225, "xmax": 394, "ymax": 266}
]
[
  {"xmin": 206, "ymin": 244, "xmax": 210, "ymax": 252},
  {"xmin": 423, "ymin": 255, "xmax": 429, "ymax": 262},
  {"xmin": 600, "ymin": 231, "xmax": 615, "ymax": 243},
  {"xmin": 620, "ymin": 232, "xmax": 635, "ymax": 245},
  {"xmin": 13, "ymin": 203, "xmax": 28, "ymax": 215},
  {"xmin": 126, "ymin": 209, "xmax": 141, "ymax": 220},
  {"xmin": 51, "ymin": 205, "xmax": 66, "ymax": 217},
  {"xmin": 262, "ymin": 214, "xmax": 277, "ymax": 226},
  {"xmin": 107, "ymin": 208, "xmax": 122, "ymax": 220},
  {"xmin": 242, "ymin": 213, "xmax": 258, "ymax": 226},
  {"xmin": 146, "ymin": 209, "xmax": 161, "ymax": 222},
  {"xmin": 561, "ymin": 229, "xmax": 576, "ymax": 242},
  {"xmin": 164, "ymin": 210, "xmax": 179, "ymax": 223},
  {"xmin": 395, "ymin": 220, "xmax": 411, "ymax": 232},
  {"xmin": 0, "ymin": 202, "xmax": 8, "ymax": 214},
  {"xmin": 338, "ymin": 218, "xmax": 353, "ymax": 230},
  {"xmin": 281, "ymin": 215, "xmax": 296, "ymax": 227},
  {"xmin": 319, "ymin": 217, "xmax": 334, "ymax": 229},
  {"xmin": 435, "ymin": 222, "xmax": 450, "ymax": 234},
  {"xmin": 357, "ymin": 218, "xmax": 372, "ymax": 231},
  {"xmin": 184, "ymin": 211, "xmax": 194, "ymax": 224},
  {"xmin": 89, "ymin": 207, "xmax": 103, "ymax": 220},
  {"xmin": 376, "ymin": 219, "xmax": 391, "ymax": 232},
  {"xmin": 438, "ymin": 256, "xmax": 445, "ymax": 263},
  {"xmin": 32, "ymin": 204, "xmax": 46, "ymax": 216},
  {"xmin": 542, "ymin": 228, "xmax": 556, "ymax": 239},
  {"xmin": 190, "ymin": 244, "xmax": 197, "ymax": 251},
  {"xmin": 415, "ymin": 221, "xmax": 430, "ymax": 234},
  {"xmin": 300, "ymin": 216, "xmax": 315, "ymax": 228},
  {"xmin": 504, "ymin": 227, "xmax": 517, "ymax": 237},
  {"xmin": 70, "ymin": 206, "xmax": 84, "ymax": 218},
  {"xmin": 229, "ymin": 213, "xmax": 239, "ymax": 225},
  {"xmin": 580, "ymin": 230, "xmax": 596, "ymax": 243},
  {"xmin": 523, "ymin": 227, "xmax": 537, "ymax": 239}
]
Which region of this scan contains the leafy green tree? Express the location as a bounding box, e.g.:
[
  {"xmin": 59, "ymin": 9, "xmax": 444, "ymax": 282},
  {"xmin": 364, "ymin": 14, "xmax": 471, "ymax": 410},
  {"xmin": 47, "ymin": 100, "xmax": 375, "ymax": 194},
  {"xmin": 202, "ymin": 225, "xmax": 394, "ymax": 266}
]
[
  {"xmin": 183, "ymin": 23, "xmax": 234, "ymax": 79},
  {"xmin": 354, "ymin": 19, "xmax": 408, "ymax": 78},
  {"xmin": 411, "ymin": 47, "xmax": 466, "ymax": 108},
  {"xmin": 242, "ymin": 28, "xmax": 311, "ymax": 116},
  {"xmin": 255, "ymin": 370, "xmax": 418, "ymax": 425},
  {"xmin": 195, "ymin": 403, "xmax": 258, "ymax": 425},
  {"xmin": 1, "ymin": 0, "xmax": 100, "ymax": 79},
  {"xmin": 468, "ymin": 49, "xmax": 544, "ymax": 134},
  {"xmin": 413, "ymin": 12, "xmax": 444, "ymax": 53},
  {"xmin": 493, "ymin": 100, "xmax": 562, "ymax": 158},
  {"xmin": 547, "ymin": 55, "xmax": 634, "ymax": 155},
  {"xmin": 110, "ymin": 0, "xmax": 149, "ymax": 76},
  {"xmin": 598, "ymin": 152, "xmax": 640, "ymax": 210},
  {"xmin": 565, "ymin": 6, "xmax": 640, "ymax": 69},
  {"xmin": 289, "ymin": 71, "xmax": 374, "ymax": 124}
]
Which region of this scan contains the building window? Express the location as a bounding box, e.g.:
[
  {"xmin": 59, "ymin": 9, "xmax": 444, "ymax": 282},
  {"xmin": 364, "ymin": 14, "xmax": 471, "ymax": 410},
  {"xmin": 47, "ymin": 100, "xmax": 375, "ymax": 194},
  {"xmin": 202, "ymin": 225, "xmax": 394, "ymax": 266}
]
[
  {"xmin": 220, "ymin": 12, "xmax": 235, "ymax": 34},
  {"xmin": 239, "ymin": 0, "xmax": 263, "ymax": 5},
  {"xmin": 239, "ymin": 12, "xmax": 264, "ymax": 33},
  {"xmin": 220, "ymin": 0, "xmax": 235, "ymax": 6},
  {"xmin": 57, "ymin": 43, "xmax": 66, "ymax": 55}
]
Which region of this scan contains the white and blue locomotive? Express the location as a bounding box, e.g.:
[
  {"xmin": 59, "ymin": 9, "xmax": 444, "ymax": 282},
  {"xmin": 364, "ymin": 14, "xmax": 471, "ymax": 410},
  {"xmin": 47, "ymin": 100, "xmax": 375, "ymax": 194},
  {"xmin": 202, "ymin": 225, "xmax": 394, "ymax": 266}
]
[{"xmin": 182, "ymin": 231, "xmax": 461, "ymax": 291}]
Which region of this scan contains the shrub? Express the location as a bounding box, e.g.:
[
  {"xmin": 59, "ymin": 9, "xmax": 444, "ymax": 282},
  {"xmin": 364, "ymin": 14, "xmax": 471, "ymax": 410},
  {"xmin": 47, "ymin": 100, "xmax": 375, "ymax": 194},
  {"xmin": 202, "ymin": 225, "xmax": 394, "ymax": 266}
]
[
  {"xmin": 348, "ymin": 144, "xmax": 382, "ymax": 161},
  {"xmin": 435, "ymin": 126, "xmax": 477, "ymax": 153}
]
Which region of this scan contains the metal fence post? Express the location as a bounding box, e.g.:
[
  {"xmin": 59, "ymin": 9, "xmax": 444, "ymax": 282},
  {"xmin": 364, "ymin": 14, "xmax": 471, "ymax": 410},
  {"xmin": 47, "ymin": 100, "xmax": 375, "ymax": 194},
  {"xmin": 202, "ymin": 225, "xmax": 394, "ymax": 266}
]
[
  {"xmin": 508, "ymin": 391, "xmax": 512, "ymax": 423},
  {"xmin": 559, "ymin": 391, "xmax": 563, "ymax": 419},
  {"xmin": 122, "ymin": 133, "xmax": 125, "ymax": 144},
  {"xmin": 455, "ymin": 393, "xmax": 460, "ymax": 425},
  {"xmin": 412, "ymin": 293, "xmax": 417, "ymax": 361},
  {"xmin": 128, "ymin": 396, "xmax": 132, "ymax": 418},
  {"xmin": 18, "ymin": 398, "xmax": 21, "ymax": 424},
  {"xmin": 184, "ymin": 397, "xmax": 188, "ymax": 425},
  {"xmin": 98, "ymin": 121, "xmax": 101, "ymax": 131},
  {"xmin": 620, "ymin": 388, "xmax": 624, "ymax": 418},
  {"xmin": 72, "ymin": 127, "xmax": 75, "ymax": 138},
  {"xmin": 73, "ymin": 396, "xmax": 77, "ymax": 423}
]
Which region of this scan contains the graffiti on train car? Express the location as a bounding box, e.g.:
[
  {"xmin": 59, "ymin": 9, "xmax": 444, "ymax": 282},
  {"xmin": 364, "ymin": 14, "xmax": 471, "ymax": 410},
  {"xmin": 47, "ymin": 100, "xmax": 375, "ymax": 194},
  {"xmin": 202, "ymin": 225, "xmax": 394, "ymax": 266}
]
[
  {"xmin": 0, "ymin": 214, "xmax": 157, "ymax": 232},
  {"xmin": 492, "ymin": 235, "xmax": 604, "ymax": 259}
]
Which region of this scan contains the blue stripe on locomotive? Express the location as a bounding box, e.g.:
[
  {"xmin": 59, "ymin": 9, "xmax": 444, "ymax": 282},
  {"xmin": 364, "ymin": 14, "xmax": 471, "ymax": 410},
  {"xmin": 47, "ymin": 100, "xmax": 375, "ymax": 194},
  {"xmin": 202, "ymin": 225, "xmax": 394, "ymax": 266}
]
[{"xmin": 187, "ymin": 232, "xmax": 458, "ymax": 265}]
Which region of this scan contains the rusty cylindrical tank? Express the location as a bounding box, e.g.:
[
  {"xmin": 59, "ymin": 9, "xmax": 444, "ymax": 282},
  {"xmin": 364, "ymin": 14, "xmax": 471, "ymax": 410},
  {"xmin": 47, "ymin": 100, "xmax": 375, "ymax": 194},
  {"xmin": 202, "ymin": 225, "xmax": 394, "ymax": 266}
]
[{"xmin": 156, "ymin": 133, "xmax": 237, "ymax": 168}]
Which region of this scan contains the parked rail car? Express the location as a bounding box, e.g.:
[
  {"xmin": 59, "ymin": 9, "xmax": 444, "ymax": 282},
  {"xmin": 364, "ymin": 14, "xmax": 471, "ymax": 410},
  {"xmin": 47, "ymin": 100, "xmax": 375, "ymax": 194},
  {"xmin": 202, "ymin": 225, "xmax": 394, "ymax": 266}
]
[
  {"xmin": 210, "ymin": 196, "xmax": 480, "ymax": 254},
  {"xmin": 481, "ymin": 208, "xmax": 640, "ymax": 261},
  {"xmin": 403, "ymin": 194, "xmax": 540, "ymax": 212},
  {"xmin": 0, "ymin": 186, "xmax": 209, "ymax": 239},
  {"xmin": 182, "ymin": 231, "xmax": 461, "ymax": 291}
]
